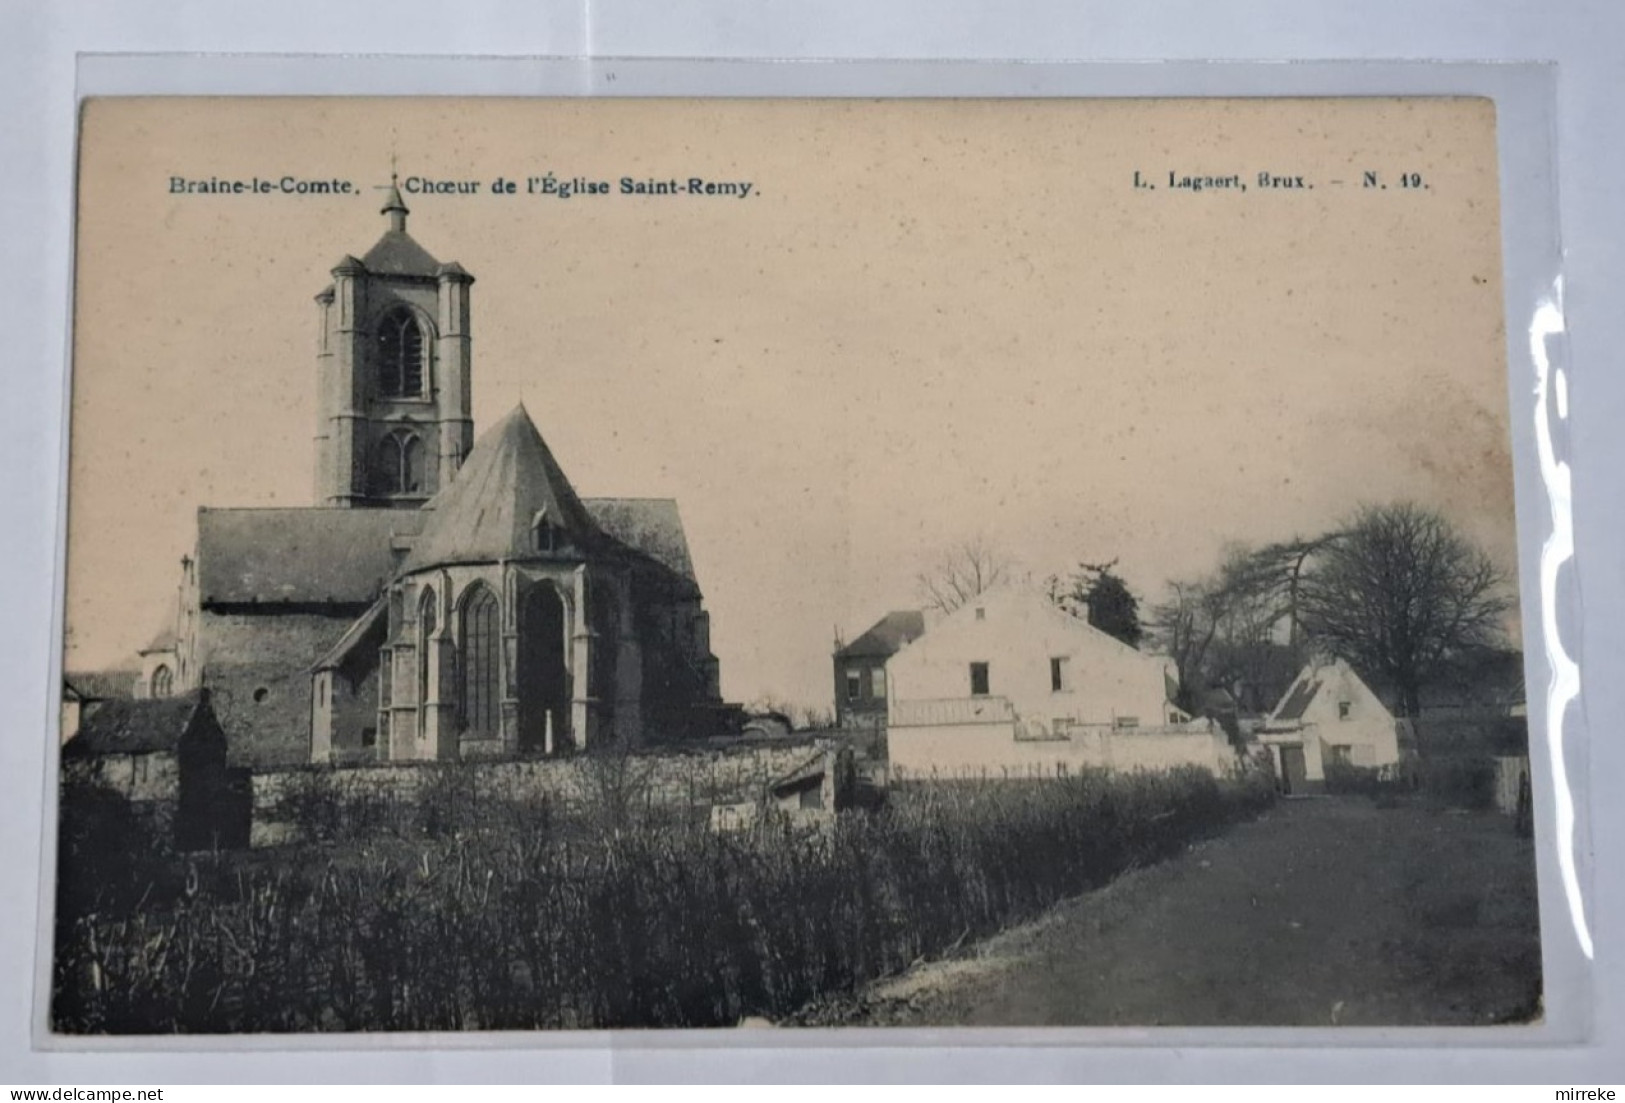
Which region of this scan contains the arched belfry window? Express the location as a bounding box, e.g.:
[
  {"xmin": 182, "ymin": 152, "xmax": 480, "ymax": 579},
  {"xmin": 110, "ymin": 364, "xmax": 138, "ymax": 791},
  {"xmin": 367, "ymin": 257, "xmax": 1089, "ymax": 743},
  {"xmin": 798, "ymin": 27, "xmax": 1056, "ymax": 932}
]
[
  {"xmin": 377, "ymin": 306, "xmax": 426, "ymax": 398},
  {"xmin": 150, "ymin": 664, "xmax": 173, "ymax": 699},
  {"xmin": 372, "ymin": 430, "xmax": 425, "ymax": 497},
  {"xmin": 459, "ymin": 586, "xmax": 501, "ymax": 739}
]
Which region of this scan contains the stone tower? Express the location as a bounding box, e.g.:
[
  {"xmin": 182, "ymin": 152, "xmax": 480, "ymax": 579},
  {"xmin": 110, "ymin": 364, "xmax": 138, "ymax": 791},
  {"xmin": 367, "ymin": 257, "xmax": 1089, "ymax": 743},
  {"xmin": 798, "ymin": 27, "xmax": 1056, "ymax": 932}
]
[{"xmin": 313, "ymin": 179, "xmax": 475, "ymax": 507}]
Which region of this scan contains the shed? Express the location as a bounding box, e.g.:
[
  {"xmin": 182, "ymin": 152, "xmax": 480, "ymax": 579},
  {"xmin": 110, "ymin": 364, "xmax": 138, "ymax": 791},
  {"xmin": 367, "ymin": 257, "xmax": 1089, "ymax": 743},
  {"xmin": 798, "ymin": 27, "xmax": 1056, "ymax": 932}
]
[{"xmin": 60, "ymin": 689, "xmax": 246, "ymax": 850}]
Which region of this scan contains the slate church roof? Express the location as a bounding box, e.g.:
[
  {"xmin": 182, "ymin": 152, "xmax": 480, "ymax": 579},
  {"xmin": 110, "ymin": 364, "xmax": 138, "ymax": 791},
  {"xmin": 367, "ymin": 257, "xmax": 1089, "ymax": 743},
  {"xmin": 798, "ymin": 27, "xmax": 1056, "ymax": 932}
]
[
  {"xmin": 358, "ymin": 230, "xmax": 445, "ymax": 279},
  {"xmin": 403, "ymin": 404, "xmax": 609, "ymax": 572},
  {"xmin": 196, "ymin": 407, "xmax": 703, "ymax": 607},
  {"xmin": 581, "ymin": 498, "xmax": 698, "ymax": 584},
  {"xmin": 197, "ymin": 508, "xmax": 422, "ymax": 607}
]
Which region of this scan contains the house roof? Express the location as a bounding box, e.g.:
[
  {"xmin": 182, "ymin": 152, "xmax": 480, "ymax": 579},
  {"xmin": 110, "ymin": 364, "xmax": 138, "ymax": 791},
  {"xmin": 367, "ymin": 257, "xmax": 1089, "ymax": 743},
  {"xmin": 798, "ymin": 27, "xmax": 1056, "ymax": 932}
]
[
  {"xmin": 62, "ymin": 692, "xmax": 207, "ymax": 758},
  {"xmin": 197, "ymin": 507, "xmax": 422, "ymax": 606},
  {"xmin": 1266, "ymin": 659, "xmax": 1389, "ymax": 726},
  {"xmin": 769, "ymin": 750, "xmax": 828, "ymax": 795},
  {"xmin": 63, "ymin": 668, "xmax": 138, "ymax": 701},
  {"xmin": 837, "ymin": 610, "xmax": 926, "ymax": 660},
  {"xmin": 402, "ymin": 404, "xmax": 611, "ymax": 572},
  {"xmin": 1272, "ymin": 675, "xmax": 1323, "ymax": 722}
]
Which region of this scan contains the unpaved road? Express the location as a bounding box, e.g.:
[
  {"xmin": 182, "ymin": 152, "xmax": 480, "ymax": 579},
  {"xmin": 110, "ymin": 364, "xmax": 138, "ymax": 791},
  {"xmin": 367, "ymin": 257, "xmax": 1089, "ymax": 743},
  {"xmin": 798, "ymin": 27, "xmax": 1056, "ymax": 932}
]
[{"xmin": 800, "ymin": 797, "xmax": 1541, "ymax": 1027}]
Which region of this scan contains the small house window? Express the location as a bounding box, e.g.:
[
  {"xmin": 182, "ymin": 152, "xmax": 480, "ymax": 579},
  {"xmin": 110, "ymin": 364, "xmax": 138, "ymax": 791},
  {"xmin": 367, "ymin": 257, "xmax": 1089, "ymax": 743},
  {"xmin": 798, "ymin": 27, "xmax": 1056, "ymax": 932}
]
[
  {"xmin": 845, "ymin": 669, "xmax": 862, "ymax": 702},
  {"xmin": 1328, "ymin": 744, "xmax": 1353, "ymax": 766},
  {"xmin": 1338, "ymin": 701, "xmax": 1352, "ymax": 720},
  {"xmin": 870, "ymin": 666, "xmax": 886, "ymax": 699},
  {"xmin": 361, "ymin": 726, "xmax": 377, "ymax": 748},
  {"xmin": 377, "ymin": 306, "xmax": 426, "ymax": 397},
  {"xmin": 974, "ymin": 607, "xmax": 986, "ymax": 621},
  {"xmin": 799, "ymin": 786, "xmax": 822, "ymax": 810},
  {"xmin": 1050, "ymin": 656, "xmax": 1069, "ymax": 693},
  {"xmin": 969, "ymin": 662, "xmax": 990, "ymax": 696},
  {"xmin": 1114, "ymin": 715, "xmax": 1139, "ymax": 730}
]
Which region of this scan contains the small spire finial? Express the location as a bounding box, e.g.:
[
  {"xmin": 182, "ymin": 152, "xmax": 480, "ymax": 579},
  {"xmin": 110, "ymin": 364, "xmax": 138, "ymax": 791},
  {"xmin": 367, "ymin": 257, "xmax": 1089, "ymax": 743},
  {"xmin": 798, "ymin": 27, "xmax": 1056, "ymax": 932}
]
[{"xmin": 379, "ymin": 155, "xmax": 409, "ymax": 231}]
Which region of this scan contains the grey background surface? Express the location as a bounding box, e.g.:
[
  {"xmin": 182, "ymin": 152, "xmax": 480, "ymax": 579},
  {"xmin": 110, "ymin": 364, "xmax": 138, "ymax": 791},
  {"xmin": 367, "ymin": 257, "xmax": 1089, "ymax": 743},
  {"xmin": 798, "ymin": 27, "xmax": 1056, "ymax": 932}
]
[{"xmin": 2, "ymin": 0, "xmax": 1621, "ymax": 1085}]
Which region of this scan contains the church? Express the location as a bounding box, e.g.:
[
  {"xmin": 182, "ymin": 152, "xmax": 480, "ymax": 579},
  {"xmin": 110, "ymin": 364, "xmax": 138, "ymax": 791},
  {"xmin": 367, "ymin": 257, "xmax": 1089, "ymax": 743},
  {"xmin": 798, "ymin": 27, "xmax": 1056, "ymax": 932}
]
[{"xmin": 137, "ymin": 183, "xmax": 726, "ymax": 767}]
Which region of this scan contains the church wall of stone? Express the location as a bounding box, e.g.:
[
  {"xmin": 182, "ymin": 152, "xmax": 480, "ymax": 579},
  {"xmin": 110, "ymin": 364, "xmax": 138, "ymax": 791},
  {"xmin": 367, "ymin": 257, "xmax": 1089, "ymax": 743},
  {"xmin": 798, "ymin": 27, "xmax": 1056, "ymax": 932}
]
[
  {"xmin": 197, "ymin": 609, "xmax": 361, "ymax": 767},
  {"xmin": 318, "ymin": 664, "xmax": 381, "ymax": 765},
  {"xmin": 379, "ymin": 562, "xmax": 639, "ymax": 760}
]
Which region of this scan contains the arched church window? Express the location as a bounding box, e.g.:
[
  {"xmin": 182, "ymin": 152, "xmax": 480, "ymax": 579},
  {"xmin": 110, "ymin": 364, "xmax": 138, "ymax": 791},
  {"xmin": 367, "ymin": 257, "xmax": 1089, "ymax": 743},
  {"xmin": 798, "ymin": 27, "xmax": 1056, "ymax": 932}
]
[
  {"xmin": 459, "ymin": 586, "xmax": 500, "ymax": 739},
  {"xmin": 371, "ymin": 431, "xmax": 424, "ymax": 497},
  {"xmin": 376, "ymin": 306, "xmax": 425, "ymax": 398},
  {"xmin": 150, "ymin": 664, "xmax": 172, "ymax": 698},
  {"xmin": 402, "ymin": 434, "xmax": 424, "ymax": 493},
  {"xmin": 418, "ymin": 587, "xmax": 436, "ymax": 725}
]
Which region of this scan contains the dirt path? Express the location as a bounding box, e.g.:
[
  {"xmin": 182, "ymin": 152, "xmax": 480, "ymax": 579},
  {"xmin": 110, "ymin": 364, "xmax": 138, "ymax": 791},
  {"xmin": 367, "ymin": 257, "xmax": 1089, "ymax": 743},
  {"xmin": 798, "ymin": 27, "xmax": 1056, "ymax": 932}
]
[{"xmin": 802, "ymin": 797, "xmax": 1541, "ymax": 1027}]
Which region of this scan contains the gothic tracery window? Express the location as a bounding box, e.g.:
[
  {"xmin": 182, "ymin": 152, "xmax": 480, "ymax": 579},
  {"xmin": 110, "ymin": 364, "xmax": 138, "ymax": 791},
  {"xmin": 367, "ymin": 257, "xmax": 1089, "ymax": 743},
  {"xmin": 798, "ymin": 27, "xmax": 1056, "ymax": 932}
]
[
  {"xmin": 372, "ymin": 430, "xmax": 424, "ymax": 497},
  {"xmin": 377, "ymin": 306, "xmax": 426, "ymax": 398},
  {"xmin": 418, "ymin": 588, "xmax": 437, "ymax": 734},
  {"xmin": 459, "ymin": 585, "xmax": 501, "ymax": 739}
]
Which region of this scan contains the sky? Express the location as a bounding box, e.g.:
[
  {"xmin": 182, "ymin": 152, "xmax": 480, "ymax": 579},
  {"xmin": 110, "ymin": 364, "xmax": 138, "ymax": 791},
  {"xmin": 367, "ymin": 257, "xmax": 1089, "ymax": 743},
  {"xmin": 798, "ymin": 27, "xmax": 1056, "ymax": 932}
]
[{"xmin": 62, "ymin": 97, "xmax": 1518, "ymax": 711}]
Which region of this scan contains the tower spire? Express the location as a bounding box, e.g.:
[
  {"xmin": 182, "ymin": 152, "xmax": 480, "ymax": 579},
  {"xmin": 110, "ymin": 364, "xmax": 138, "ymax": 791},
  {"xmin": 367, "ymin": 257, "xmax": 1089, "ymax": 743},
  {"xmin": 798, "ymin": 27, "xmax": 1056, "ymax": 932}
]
[{"xmin": 380, "ymin": 164, "xmax": 409, "ymax": 232}]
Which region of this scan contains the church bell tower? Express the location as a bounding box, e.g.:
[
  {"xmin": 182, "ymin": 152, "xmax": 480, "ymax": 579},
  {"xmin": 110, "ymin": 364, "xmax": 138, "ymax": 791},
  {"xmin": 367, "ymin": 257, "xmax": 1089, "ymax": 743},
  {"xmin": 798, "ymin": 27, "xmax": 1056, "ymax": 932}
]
[{"xmin": 313, "ymin": 178, "xmax": 475, "ymax": 508}]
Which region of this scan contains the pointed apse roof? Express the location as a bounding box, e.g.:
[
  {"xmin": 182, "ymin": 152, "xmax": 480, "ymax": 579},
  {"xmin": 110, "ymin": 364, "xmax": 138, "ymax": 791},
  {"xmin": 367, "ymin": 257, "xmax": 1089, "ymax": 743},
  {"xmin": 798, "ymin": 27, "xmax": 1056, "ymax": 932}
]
[{"xmin": 402, "ymin": 405, "xmax": 607, "ymax": 572}]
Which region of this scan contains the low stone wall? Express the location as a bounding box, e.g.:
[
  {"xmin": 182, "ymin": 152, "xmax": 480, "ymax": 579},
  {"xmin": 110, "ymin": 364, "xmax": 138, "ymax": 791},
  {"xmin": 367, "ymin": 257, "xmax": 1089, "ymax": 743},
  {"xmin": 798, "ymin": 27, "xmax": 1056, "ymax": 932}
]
[{"xmin": 250, "ymin": 737, "xmax": 835, "ymax": 847}]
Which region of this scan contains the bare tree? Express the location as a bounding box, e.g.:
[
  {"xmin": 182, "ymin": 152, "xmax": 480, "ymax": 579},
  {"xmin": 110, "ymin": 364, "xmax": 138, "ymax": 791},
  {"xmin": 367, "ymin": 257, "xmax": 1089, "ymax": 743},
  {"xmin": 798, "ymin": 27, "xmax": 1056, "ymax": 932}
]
[
  {"xmin": 1150, "ymin": 545, "xmax": 1310, "ymax": 715},
  {"xmin": 1148, "ymin": 578, "xmax": 1222, "ymax": 713},
  {"xmin": 916, "ymin": 535, "xmax": 1012, "ymax": 614},
  {"xmin": 1298, "ymin": 502, "xmax": 1511, "ymax": 719}
]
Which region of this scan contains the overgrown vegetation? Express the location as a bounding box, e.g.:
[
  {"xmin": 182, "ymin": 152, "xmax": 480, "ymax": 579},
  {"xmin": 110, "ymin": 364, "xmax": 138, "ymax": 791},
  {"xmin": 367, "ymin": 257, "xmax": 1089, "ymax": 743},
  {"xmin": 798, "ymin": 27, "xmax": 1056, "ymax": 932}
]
[
  {"xmin": 1322, "ymin": 756, "xmax": 1499, "ymax": 810},
  {"xmin": 53, "ymin": 765, "xmax": 1273, "ymax": 1033}
]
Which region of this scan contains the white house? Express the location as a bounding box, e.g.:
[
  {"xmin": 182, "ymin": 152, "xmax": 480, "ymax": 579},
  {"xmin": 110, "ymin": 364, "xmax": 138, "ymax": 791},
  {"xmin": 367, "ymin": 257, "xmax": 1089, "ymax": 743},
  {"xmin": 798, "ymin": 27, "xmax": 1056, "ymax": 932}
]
[
  {"xmin": 1257, "ymin": 658, "xmax": 1401, "ymax": 794},
  {"xmin": 885, "ymin": 585, "xmax": 1231, "ymax": 779}
]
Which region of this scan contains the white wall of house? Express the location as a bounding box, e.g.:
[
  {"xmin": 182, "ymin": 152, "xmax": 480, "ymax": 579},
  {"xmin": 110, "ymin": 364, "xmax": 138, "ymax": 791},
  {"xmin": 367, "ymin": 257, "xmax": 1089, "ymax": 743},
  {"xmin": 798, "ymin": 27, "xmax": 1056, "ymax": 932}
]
[
  {"xmin": 887, "ymin": 586, "xmax": 1176, "ymax": 731},
  {"xmin": 885, "ymin": 586, "xmax": 1212, "ymax": 777},
  {"xmin": 889, "ymin": 721, "xmax": 1233, "ymax": 779}
]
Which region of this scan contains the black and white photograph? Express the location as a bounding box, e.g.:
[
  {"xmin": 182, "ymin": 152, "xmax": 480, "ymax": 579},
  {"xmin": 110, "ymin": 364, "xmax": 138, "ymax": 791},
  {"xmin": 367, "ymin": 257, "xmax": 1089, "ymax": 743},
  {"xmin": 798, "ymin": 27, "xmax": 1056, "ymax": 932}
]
[{"xmin": 49, "ymin": 95, "xmax": 1543, "ymax": 1034}]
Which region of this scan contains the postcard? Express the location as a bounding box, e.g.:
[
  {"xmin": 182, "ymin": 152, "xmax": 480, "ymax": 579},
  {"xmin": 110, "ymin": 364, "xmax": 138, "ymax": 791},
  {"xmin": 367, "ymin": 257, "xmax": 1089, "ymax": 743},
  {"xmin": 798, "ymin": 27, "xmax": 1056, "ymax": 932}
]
[{"xmin": 52, "ymin": 96, "xmax": 1539, "ymax": 1033}]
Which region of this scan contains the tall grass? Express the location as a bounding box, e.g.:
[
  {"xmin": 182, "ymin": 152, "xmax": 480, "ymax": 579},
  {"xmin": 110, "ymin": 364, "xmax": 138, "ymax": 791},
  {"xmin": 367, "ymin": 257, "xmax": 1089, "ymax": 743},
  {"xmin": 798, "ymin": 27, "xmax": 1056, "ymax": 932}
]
[{"xmin": 54, "ymin": 765, "xmax": 1273, "ymax": 1033}]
